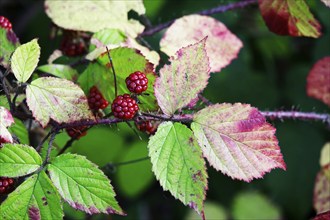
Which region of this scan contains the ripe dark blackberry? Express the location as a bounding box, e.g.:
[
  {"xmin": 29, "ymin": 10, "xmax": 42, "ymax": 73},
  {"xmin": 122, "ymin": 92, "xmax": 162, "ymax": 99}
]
[
  {"xmin": 125, "ymin": 71, "xmax": 148, "ymax": 94},
  {"xmin": 66, "ymin": 126, "xmax": 87, "ymax": 139},
  {"xmin": 0, "ymin": 16, "xmax": 12, "ymax": 30},
  {"xmin": 135, "ymin": 120, "xmax": 158, "ymax": 135},
  {"xmin": 111, "ymin": 94, "xmax": 139, "ymax": 119},
  {"xmin": 60, "ymin": 30, "xmax": 87, "ymax": 57},
  {"xmin": 88, "ymin": 86, "xmax": 109, "ymax": 111},
  {"xmin": 0, "ymin": 177, "xmax": 15, "ymax": 194}
]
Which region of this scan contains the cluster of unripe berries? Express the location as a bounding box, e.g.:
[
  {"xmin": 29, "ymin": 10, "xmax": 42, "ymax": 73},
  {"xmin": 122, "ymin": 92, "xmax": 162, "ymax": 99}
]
[
  {"xmin": 60, "ymin": 30, "xmax": 88, "ymax": 57},
  {"xmin": 0, "ymin": 16, "xmax": 12, "ymax": 30}
]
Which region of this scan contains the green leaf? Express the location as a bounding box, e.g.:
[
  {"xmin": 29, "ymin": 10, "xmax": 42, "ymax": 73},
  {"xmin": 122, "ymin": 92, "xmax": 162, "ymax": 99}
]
[
  {"xmin": 47, "ymin": 153, "xmax": 125, "ymax": 215},
  {"xmin": 89, "ymin": 28, "xmax": 127, "ymax": 52},
  {"xmin": 116, "ymin": 141, "xmax": 154, "ymax": 198},
  {"xmin": 37, "ymin": 64, "xmax": 79, "ymax": 81},
  {"xmin": 0, "ymin": 144, "xmax": 42, "ymax": 177},
  {"xmin": 191, "ymin": 103, "xmax": 286, "ymax": 182},
  {"xmin": 231, "ymin": 191, "xmax": 281, "ymax": 219},
  {"xmin": 26, "ymin": 77, "xmax": 93, "ymax": 127},
  {"xmin": 44, "ymin": 1, "xmax": 145, "ymax": 37},
  {"xmin": 0, "ymin": 171, "xmax": 64, "ymax": 220},
  {"xmin": 0, "ymin": 106, "xmax": 14, "ymax": 143},
  {"xmin": 79, "ymin": 47, "xmax": 157, "ymax": 111},
  {"xmin": 8, "ymin": 118, "xmax": 29, "ymax": 145},
  {"xmin": 155, "ymin": 38, "xmax": 210, "ymax": 115},
  {"xmin": 148, "ymin": 122, "xmax": 208, "ymax": 215},
  {"xmin": 259, "ymin": 0, "xmax": 322, "ymax": 38},
  {"xmin": 185, "ymin": 201, "xmax": 228, "ymax": 220},
  {"xmin": 11, "ymin": 39, "xmax": 40, "ymax": 83},
  {"xmin": 0, "ymin": 28, "xmax": 20, "ymax": 68}
]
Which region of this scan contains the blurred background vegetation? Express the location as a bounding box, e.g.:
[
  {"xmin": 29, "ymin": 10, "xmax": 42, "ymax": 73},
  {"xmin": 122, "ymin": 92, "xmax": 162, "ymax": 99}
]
[{"xmin": 1, "ymin": 0, "xmax": 329, "ymax": 219}]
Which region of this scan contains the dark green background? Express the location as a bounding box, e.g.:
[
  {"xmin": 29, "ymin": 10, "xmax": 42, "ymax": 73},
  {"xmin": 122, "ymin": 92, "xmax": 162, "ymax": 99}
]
[{"xmin": 1, "ymin": 0, "xmax": 329, "ymax": 219}]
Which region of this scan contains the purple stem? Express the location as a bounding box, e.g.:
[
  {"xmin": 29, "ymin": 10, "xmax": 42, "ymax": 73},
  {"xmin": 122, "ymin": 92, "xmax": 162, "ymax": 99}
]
[{"xmin": 140, "ymin": 0, "xmax": 258, "ymax": 37}]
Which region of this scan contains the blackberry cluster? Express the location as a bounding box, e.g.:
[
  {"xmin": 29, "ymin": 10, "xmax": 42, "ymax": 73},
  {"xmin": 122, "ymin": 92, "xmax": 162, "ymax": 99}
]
[
  {"xmin": 66, "ymin": 126, "xmax": 87, "ymax": 139},
  {"xmin": 0, "ymin": 177, "xmax": 14, "ymax": 194},
  {"xmin": 135, "ymin": 120, "xmax": 158, "ymax": 135},
  {"xmin": 88, "ymin": 86, "xmax": 109, "ymax": 111},
  {"xmin": 0, "ymin": 16, "xmax": 12, "ymax": 30},
  {"xmin": 111, "ymin": 94, "xmax": 139, "ymax": 120},
  {"xmin": 60, "ymin": 30, "xmax": 87, "ymax": 57},
  {"xmin": 125, "ymin": 71, "xmax": 148, "ymax": 94}
]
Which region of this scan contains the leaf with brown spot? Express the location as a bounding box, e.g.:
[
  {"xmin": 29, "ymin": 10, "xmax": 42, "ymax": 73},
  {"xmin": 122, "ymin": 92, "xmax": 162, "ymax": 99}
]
[{"xmin": 26, "ymin": 77, "xmax": 93, "ymax": 127}]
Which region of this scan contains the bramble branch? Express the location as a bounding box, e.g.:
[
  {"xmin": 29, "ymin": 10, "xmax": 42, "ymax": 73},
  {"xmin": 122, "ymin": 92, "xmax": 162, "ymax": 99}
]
[{"xmin": 140, "ymin": 0, "xmax": 258, "ymax": 37}]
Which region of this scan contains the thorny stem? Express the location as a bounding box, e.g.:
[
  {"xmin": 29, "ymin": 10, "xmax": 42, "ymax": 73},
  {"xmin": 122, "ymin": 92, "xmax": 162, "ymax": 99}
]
[
  {"xmin": 106, "ymin": 46, "xmax": 118, "ymax": 98},
  {"xmin": 35, "ymin": 130, "xmax": 53, "ymax": 152},
  {"xmin": 45, "ymin": 130, "xmax": 57, "ymax": 164},
  {"xmin": 140, "ymin": 0, "xmax": 258, "ymax": 37}
]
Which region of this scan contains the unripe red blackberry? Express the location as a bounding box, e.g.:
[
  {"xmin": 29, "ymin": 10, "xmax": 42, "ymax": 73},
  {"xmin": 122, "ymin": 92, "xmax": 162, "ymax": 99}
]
[
  {"xmin": 0, "ymin": 177, "xmax": 15, "ymax": 194},
  {"xmin": 60, "ymin": 30, "xmax": 87, "ymax": 57},
  {"xmin": 111, "ymin": 94, "xmax": 139, "ymax": 119},
  {"xmin": 88, "ymin": 86, "xmax": 109, "ymax": 111},
  {"xmin": 0, "ymin": 16, "xmax": 12, "ymax": 30},
  {"xmin": 135, "ymin": 120, "xmax": 158, "ymax": 135},
  {"xmin": 0, "ymin": 137, "xmax": 9, "ymax": 146},
  {"xmin": 66, "ymin": 126, "xmax": 87, "ymax": 139},
  {"xmin": 125, "ymin": 71, "xmax": 148, "ymax": 94}
]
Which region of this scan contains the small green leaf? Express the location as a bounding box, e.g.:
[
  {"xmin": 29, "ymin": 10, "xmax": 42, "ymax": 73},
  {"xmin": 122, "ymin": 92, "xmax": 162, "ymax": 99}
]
[
  {"xmin": 0, "ymin": 28, "xmax": 20, "ymax": 68},
  {"xmin": 11, "ymin": 39, "xmax": 40, "ymax": 83},
  {"xmin": 47, "ymin": 153, "xmax": 125, "ymax": 215},
  {"xmin": 155, "ymin": 38, "xmax": 210, "ymax": 115},
  {"xmin": 26, "ymin": 77, "xmax": 93, "ymax": 127},
  {"xmin": 8, "ymin": 118, "xmax": 29, "ymax": 145},
  {"xmin": 79, "ymin": 47, "xmax": 157, "ymax": 111},
  {"xmin": 37, "ymin": 64, "xmax": 79, "ymax": 81},
  {"xmin": 0, "ymin": 144, "xmax": 42, "ymax": 177},
  {"xmin": 44, "ymin": 1, "xmax": 145, "ymax": 37},
  {"xmin": 0, "ymin": 171, "xmax": 64, "ymax": 220},
  {"xmin": 148, "ymin": 122, "xmax": 208, "ymax": 215}
]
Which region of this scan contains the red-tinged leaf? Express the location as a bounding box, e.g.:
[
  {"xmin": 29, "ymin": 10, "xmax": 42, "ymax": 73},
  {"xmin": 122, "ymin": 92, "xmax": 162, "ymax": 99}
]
[
  {"xmin": 155, "ymin": 38, "xmax": 210, "ymax": 116},
  {"xmin": 307, "ymin": 57, "xmax": 330, "ymax": 107},
  {"xmin": 259, "ymin": 0, "xmax": 322, "ymax": 38},
  {"xmin": 313, "ymin": 211, "xmax": 330, "ymax": 220},
  {"xmin": 26, "ymin": 77, "xmax": 93, "ymax": 127},
  {"xmin": 191, "ymin": 103, "xmax": 286, "ymax": 182},
  {"xmin": 313, "ymin": 164, "xmax": 330, "ymax": 215},
  {"xmin": 0, "ymin": 106, "xmax": 14, "ymax": 143},
  {"xmin": 160, "ymin": 15, "xmax": 242, "ymax": 73}
]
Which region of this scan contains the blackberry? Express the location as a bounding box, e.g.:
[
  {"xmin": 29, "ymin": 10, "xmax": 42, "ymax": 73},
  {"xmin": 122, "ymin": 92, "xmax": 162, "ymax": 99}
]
[
  {"xmin": 0, "ymin": 177, "xmax": 15, "ymax": 194},
  {"xmin": 111, "ymin": 94, "xmax": 139, "ymax": 119},
  {"xmin": 125, "ymin": 71, "xmax": 148, "ymax": 94},
  {"xmin": 0, "ymin": 16, "xmax": 12, "ymax": 30},
  {"xmin": 88, "ymin": 86, "xmax": 109, "ymax": 111},
  {"xmin": 66, "ymin": 126, "xmax": 87, "ymax": 139},
  {"xmin": 135, "ymin": 120, "xmax": 159, "ymax": 135},
  {"xmin": 60, "ymin": 30, "xmax": 87, "ymax": 57}
]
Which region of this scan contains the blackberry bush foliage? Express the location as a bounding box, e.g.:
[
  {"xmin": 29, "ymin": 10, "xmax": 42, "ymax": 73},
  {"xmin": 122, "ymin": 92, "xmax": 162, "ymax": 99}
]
[{"xmin": 0, "ymin": 1, "xmax": 329, "ymax": 220}]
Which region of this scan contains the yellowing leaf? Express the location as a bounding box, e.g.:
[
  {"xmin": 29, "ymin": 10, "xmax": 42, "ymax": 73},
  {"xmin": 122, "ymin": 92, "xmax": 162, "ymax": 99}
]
[
  {"xmin": 0, "ymin": 106, "xmax": 14, "ymax": 143},
  {"xmin": 307, "ymin": 56, "xmax": 330, "ymax": 107},
  {"xmin": 45, "ymin": 0, "xmax": 145, "ymax": 38},
  {"xmin": 313, "ymin": 164, "xmax": 330, "ymax": 214},
  {"xmin": 259, "ymin": 0, "xmax": 322, "ymax": 38},
  {"xmin": 11, "ymin": 39, "xmax": 40, "ymax": 83},
  {"xmin": 26, "ymin": 77, "xmax": 93, "ymax": 127},
  {"xmin": 160, "ymin": 15, "xmax": 242, "ymax": 73},
  {"xmin": 155, "ymin": 38, "xmax": 210, "ymax": 116},
  {"xmin": 191, "ymin": 103, "xmax": 286, "ymax": 182}
]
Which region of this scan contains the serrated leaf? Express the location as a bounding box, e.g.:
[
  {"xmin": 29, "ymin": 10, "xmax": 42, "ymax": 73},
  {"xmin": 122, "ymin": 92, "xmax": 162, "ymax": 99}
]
[
  {"xmin": 79, "ymin": 47, "xmax": 157, "ymax": 111},
  {"xmin": 8, "ymin": 118, "xmax": 29, "ymax": 145},
  {"xmin": 26, "ymin": 77, "xmax": 93, "ymax": 127},
  {"xmin": 44, "ymin": 0, "xmax": 145, "ymax": 37},
  {"xmin": 37, "ymin": 64, "xmax": 79, "ymax": 81},
  {"xmin": 259, "ymin": 0, "xmax": 322, "ymax": 38},
  {"xmin": 0, "ymin": 28, "xmax": 20, "ymax": 68},
  {"xmin": 313, "ymin": 164, "xmax": 330, "ymax": 214},
  {"xmin": 160, "ymin": 15, "xmax": 242, "ymax": 73},
  {"xmin": 191, "ymin": 103, "xmax": 286, "ymax": 182},
  {"xmin": 11, "ymin": 39, "xmax": 40, "ymax": 83},
  {"xmin": 47, "ymin": 153, "xmax": 125, "ymax": 215},
  {"xmin": 0, "ymin": 106, "xmax": 14, "ymax": 143},
  {"xmin": 306, "ymin": 56, "xmax": 330, "ymax": 107},
  {"xmin": 155, "ymin": 39, "xmax": 210, "ymax": 116},
  {"xmin": 0, "ymin": 144, "xmax": 42, "ymax": 177},
  {"xmin": 0, "ymin": 171, "xmax": 64, "ymax": 220},
  {"xmin": 148, "ymin": 122, "xmax": 208, "ymax": 215}
]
